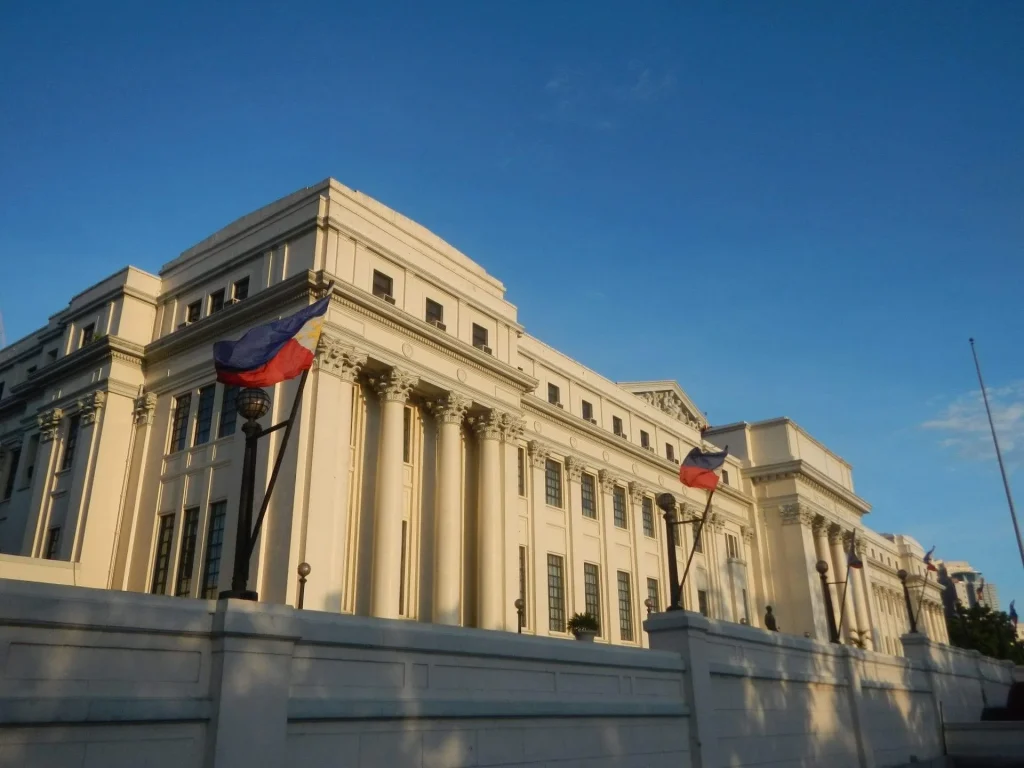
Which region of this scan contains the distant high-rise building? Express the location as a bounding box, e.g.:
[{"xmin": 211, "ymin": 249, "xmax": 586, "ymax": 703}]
[{"xmin": 941, "ymin": 561, "xmax": 1000, "ymax": 613}]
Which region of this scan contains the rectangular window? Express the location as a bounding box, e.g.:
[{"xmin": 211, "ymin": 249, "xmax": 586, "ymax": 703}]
[
  {"xmin": 209, "ymin": 289, "xmax": 225, "ymax": 314},
  {"xmin": 3, "ymin": 448, "xmax": 20, "ymax": 500},
  {"xmin": 232, "ymin": 277, "xmax": 249, "ymax": 301},
  {"xmin": 218, "ymin": 385, "xmax": 238, "ymax": 438},
  {"xmin": 47, "ymin": 349, "xmax": 57, "ymax": 363},
  {"xmin": 171, "ymin": 393, "xmax": 192, "ymax": 452},
  {"xmin": 25, "ymin": 435, "xmax": 38, "ymax": 482},
  {"xmin": 580, "ymin": 472, "xmax": 597, "ymax": 519},
  {"xmin": 694, "ymin": 524, "xmax": 703, "ymax": 553},
  {"xmin": 201, "ymin": 501, "xmax": 227, "ymax": 598},
  {"xmin": 472, "ymin": 324, "xmax": 489, "ymax": 350},
  {"xmin": 544, "ymin": 459, "xmax": 563, "ymax": 508},
  {"xmin": 640, "ymin": 430, "xmax": 650, "ymax": 448},
  {"xmin": 517, "ymin": 446, "xmax": 526, "ymax": 496},
  {"xmin": 726, "ymin": 533, "xmax": 740, "ymax": 559},
  {"xmin": 402, "ymin": 406, "xmax": 412, "ymax": 463},
  {"xmin": 582, "ymin": 400, "xmax": 593, "ymax": 421},
  {"xmin": 613, "ymin": 416, "xmax": 624, "ymax": 437},
  {"xmin": 425, "ymin": 298, "xmax": 444, "ymax": 325},
  {"xmin": 613, "ymin": 486, "xmax": 628, "ymax": 529},
  {"xmin": 666, "ymin": 443, "xmax": 675, "ymax": 462},
  {"xmin": 61, "ymin": 414, "xmax": 81, "ymax": 471},
  {"xmin": 617, "ymin": 571, "xmax": 634, "ymax": 642},
  {"xmin": 547, "ymin": 383, "xmax": 560, "ymax": 405},
  {"xmin": 150, "ymin": 515, "xmax": 175, "ymax": 595},
  {"xmin": 547, "ymin": 554, "xmax": 566, "ymax": 632},
  {"xmin": 697, "ymin": 589, "xmax": 710, "ymax": 617},
  {"xmin": 186, "ymin": 301, "xmax": 201, "ymax": 323},
  {"xmin": 584, "ymin": 563, "xmax": 601, "ymax": 635},
  {"xmin": 647, "ymin": 578, "xmax": 660, "ymax": 613},
  {"xmin": 372, "ymin": 269, "xmax": 393, "ymax": 299},
  {"xmin": 43, "ymin": 527, "xmax": 61, "ymax": 560},
  {"xmin": 80, "ymin": 323, "xmax": 95, "ymax": 346},
  {"xmin": 193, "ymin": 385, "xmax": 216, "ymax": 446},
  {"xmin": 0, "ymin": 381, "xmax": 5, "ymax": 399},
  {"xmin": 642, "ymin": 496, "xmax": 656, "ymax": 538},
  {"xmin": 175, "ymin": 507, "xmax": 200, "ymax": 597},
  {"xmin": 518, "ymin": 545, "xmax": 528, "ymax": 629},
  {"xmin": 722, "ymin": 469, "xmax": 730, "ymax": 486},
  {"xmin": 399, "ymin": 520, "xmax": 408, "ymax": 616}
]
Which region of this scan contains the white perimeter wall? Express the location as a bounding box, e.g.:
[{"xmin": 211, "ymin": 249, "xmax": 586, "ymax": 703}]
[{"xmin": 0, "ymin": 580, "xmax": 1014, "ymax": 768}]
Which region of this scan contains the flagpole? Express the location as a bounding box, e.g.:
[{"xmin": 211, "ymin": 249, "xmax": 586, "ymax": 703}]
[
  {"xmin": 914, "ymin": 568, "xmax": 932, "ymax": 631},
  {"xmin": 677, "ymin": 488, "xmax": 716, "ymax": 604},
  {"xmin": 836, "ymin": 564, "xmax": 850, "ymax": 642},
  {"xmin": 970, "ymin": 338, "xmax": 1024, "ymax": 570}
]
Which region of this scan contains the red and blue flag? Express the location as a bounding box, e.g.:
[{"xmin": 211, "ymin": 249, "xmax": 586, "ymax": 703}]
[
  {"xmin": 213, "ymin": 296, "xmax": 329, "ymax": 387},
  {"xmin": 679, "ymin": 446, "xmax": 729, "ymax": 491},
  {"xmin": 923, "ymin": 546, "xmax": 937, "ymax": 572}
]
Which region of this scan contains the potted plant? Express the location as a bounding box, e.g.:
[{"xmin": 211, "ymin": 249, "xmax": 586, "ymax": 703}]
[{"xmin": 567, "ymin": 612, "xmax": 600, "ymax": 642}]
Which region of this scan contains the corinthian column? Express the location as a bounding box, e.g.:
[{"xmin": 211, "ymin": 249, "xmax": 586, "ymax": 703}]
[
  {"xmin": 848, "ymin": 534, "xmax": 873, "ymax": 650},
  {"xmin": 475, "ymin": 410, "xmax": 505, "ymax": 630},
  {"xmin": 431, "ymin": 391, "xmax": 470, "ymax": 625},
  {"xmin": 828, "ymin": 526, "xmax": 859, "ymax": 642},
  {"xmin": 369, "ymin": 367, "xmax": 418, "ymax": 619}
]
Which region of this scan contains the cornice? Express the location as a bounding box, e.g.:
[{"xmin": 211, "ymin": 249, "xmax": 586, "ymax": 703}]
[
  {"xmin": 744, "ymin": 459, "xmax": 870, "ymax": 515},
  {"xmin": 521, "ymin": 396, "xmax": 752, "ymax": 506},
  {"xmin": 55, "ymin": 283, "xmax": 159, "ymax": 327}
]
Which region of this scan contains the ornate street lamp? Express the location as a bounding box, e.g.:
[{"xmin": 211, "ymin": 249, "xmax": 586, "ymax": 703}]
[
  {"xmin": 898, "ymin": 569, "xmax": 919, "ymax": 634},
  {"xmin": 657, "ymin": 493, "xmax": 683, "ymax": 611},
  {"xmin": 816, "ymin": 560, "xmax": 840, "ymax": 644},
  {"xmin": 297, "ymin": 562, "xmax": 311, "ymax": 609},
  {"xmin": 514, "ymin": 598, "xmax": 525, "ymax": 634}
]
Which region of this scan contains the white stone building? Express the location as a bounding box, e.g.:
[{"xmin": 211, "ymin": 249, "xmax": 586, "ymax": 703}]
[{"xmin": 0, "ymin": 178, "xmax": 948, "ymax": 651}]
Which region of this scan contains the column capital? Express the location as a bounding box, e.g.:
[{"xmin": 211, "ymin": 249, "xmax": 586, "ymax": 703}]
[
  {"xmin": 811, "ymin": 516, "xmax": 831, "ymax": 537},
  {"xmin": 780, "ymin": 503, "xmax": 814, "ymax": 527},
  {"xmin": 598, "ymin": 469, "xmax": 619, "ymax": 493},
  {"xmin": 828, "ymin": 525, "xmax": 845, "ymax": 545},
  {"xmin": 564, "ymin": 456, "xmax": 586, "ymax": 481},
  {"xmin": 472, "ymin": 410, "xmax": 504, "ymax": 441},
  {"xmin": 317, "ymin": 335, "xmax": 368, "ymax": 382},
  {"xmin": 37, "ymin": 408, "xmax": 64, "ymax": 443},
  {"xmin": 855, "ymin": 539, "xmax": 868, "ymax": 556},
  {"xmin": 78, "ymin": 390, "xmax": 106, "ymax": 426},
  {"xmin": 372, "ymin": 367, "xmax": 418, "ymax": 403},
  {"xmin": 527, "ymin": 439, "xmax": 550, "ymax": 466},
  {"xmin": 133, "ymin": 392, "xmax": 158, "ymax": 425},
  {"xmin": 430, "ymin": 392, "xmax": 471, "ymax": 425},
  {"xmin": 500, "ymin": 413, "xmax": 526, "ymax": 443},
  {"xmin": 741, "ymin": 526, "xmax": 754, "ymax": 544},
  {"xmin": 628, "ymin": 481, "xmax": 649, "ymax": 504}
]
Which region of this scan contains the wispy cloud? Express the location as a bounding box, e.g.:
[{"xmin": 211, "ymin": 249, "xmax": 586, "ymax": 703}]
[
  {"xmin": 922, "ymin": 381, "xmax": 1024, "ymax": 470},
  {"xmin": 621, "ymin": 61, "xmax": 676, "ymax": 102}
]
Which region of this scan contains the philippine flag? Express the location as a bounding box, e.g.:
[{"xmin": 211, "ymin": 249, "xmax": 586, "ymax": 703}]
[
  {"xmin": 213, "ymin": 296, "xmax": 330, "ymax": 387},
  {"xmin": 679, "ymin": 446, "xmax": 729, "ymax": 491}
]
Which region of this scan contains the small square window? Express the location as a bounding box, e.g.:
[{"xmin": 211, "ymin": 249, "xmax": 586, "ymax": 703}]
[
  {"xmin": 426, "ymin": 298, "xmax": 444, "ymax": 325},
  {"xmin": 232, "ymin": 277, "xmax": 249, "ymax": 301},
  {"xmin": 722, "ymin": 469, "xmax": 730, "ymax": 486},
  {"xmin": 582, "ymin": 400, "xmax": 593, "ymax": 421},
  {"xmin": 612, "ymin": 416, "xmax": 624, "ymax": 437},
  {"xmin": 666, "ymin": 443, "xmax": 675, "ymax": 462},
  {"xmin": 186, "ymin": 301, "xmax": 201, "ymax": 323},
  {"xmin": 80, "ymin": 324, "xmax": 95, "ymax": 346},
  {"xmin": 372, "ymin": 270, "xmax": 393, "ymax": 299},
  {"xmin": 472, "ymin": 323, "xmax": 489, "ymax": 349},
  {"xmin": 640, "ymin": 430, "xmax": 650, "ymax": 448},
  {"xmin": 209, "ymin": 289, "xmax": 225, "ymax": 314},
  {"xmin": 547, "ymin": 383, "xmax": 560, "ymax": 405},
  {"xmin": 47, "ymin": 349, "xmax": 57, "ymax": 362}
]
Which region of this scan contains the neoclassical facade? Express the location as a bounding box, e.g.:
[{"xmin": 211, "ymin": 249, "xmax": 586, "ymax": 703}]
[{"xmin": 0, "ymin": 179, "xmax": 947, "ymax": 651}]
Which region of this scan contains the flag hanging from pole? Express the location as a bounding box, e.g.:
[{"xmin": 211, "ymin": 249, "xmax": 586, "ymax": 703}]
[
  {"xmin": 679, "ymin": 446, "xmax": 729, "ymax": 490},
  {"xmin": 923, "ymin": 546, "xmax": 937, "ymax": 572},
  {"xmin": 213, "ymin": 296, "xmax": 330, "ymax": 387},
  {"xmin": 847, "ymin": 529, "xmax": 863, "ymax": 569}
]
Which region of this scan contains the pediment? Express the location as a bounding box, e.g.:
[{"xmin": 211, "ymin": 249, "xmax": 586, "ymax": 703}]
[{"xmin": 617, "ymin": 380, "xmax": 707, "ymax": 431}]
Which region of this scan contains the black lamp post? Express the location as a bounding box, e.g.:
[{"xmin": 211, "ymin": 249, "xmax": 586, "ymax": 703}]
[
  {"xmin": 514, "ymin": 598, "xmax": 525, "ymax": 634},
  {"xmin": 816, "ymin": 560, "xmax": 840, "ymax": 644},
  {"xmin": 657, "ymin": 493, "xmax": 683, "ymax": 611},
  {"xmin": 220, "ymin": 387, "xmax": 272, "ymax": 601},
  {"xmin": 297, "ymin": 562, "xmax": 311, "ymax": 609},
  {"xmin": 645, "ymin": 598, "xmax": 654, "ymax": 616},
  {"xmin": 898, "ymin": 568, "xmax": 919, "ymax": 634}
]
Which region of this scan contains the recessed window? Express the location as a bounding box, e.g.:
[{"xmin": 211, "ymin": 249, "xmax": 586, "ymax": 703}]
[
  {"xmin": 175, "ymin": 507, "xmax": 200, "ymax": 597},
  {"xmin": 547, "ymin": 554, "xmax": 566, "ymax": 632},
  {"xmin": 581, "ymin": 473, "xmax": 597, "ymax": 519},
  {"xmin": 80, "ymin": 323, "xmax": 95, "ymax": 346},
  {"xmin": 584, "ymin": 563, "xmax": 602, "ymax": 636},
  {"xmin": 547, "ymin": 383, "xmax": 560, "ymax": 405},
  {"xmin": 44, "ymin": 527, "xmax": 61, "ymax": 560},
  {"xmin": 3, "ymin": 448, "xmax": 21, "ymax": 500},
  {"xmin": 697, "ymin": 589, "xmax": 710, "ymax": 617},
  {"xmin": 402, "ymin": 406, "xmax": 412, "ymax": 463},
  {"xmin": 209, "ymin": 289, "xmax": 225, "ymax": 314},
  {"xmin": 694, "ymin": 525, "xmax": 703, "ymax": 553},
  {"xmin": 647, "ymin": 578, "xmax": 660, "ymax": 613},
  {"xmin": 150, "ymin": 514, "xmax": 175, "ymax": 595},
  {"xmin": 519, "ymin": 546, "xmax": 529, "ymax": 629},
  {"xmin": 726, "ymin": 533, "xmax": 740, "ymax": 559},
  {"xmin": 232, "ymin": 277, "xmax": 249, "ymax": 301},
  {"xmin": 193, "ymin": 385, "xmax": 216, "ymax": 446},
  {"xmin": 722, "ymin": 469, "xmax": 730, "ymax": 486},
  {"xmin": 640, "ymin": 430, "xmax": 650, "ymax": 449},
  {"xmin": 666, "ymin": 443, "xmax": 675, "ymax": 462},
  {"xmin": 613, "ymin": 486, "xmax": 628, "ymax": 529},
  {"xmin": 171, "ymin": 393, "xmax": 192, "ymax": 453},
  {"xmin": 399, "ymin": 520, "xmax": 409, "ymax": 615},
  {"xmin": 61, "ymin": 415, "xmax": 81, "ymax": 471},
  {"xmin": 582, "ymin": 400, "xmax": 594, "ymax": 421},
  {"xmin": 186, "ymin": 301, "xmax": 201, "ymax": 323},
  {"xmin": 218, "ymin": 385, "xmax": 238, "ymax": 439},
  {"xmin": 517, "ymin": 446, "xmax": 526, "ymax": 496},
  {"xmin": 613, "ymin": 416, "xmax": 624, "ymax": 437},
  {"xmin": 372, "ymin": 270, "xmax": 394, "ymax": 300},
  {"xmin": 26, "ymin": 366, "xmax": 36, "ymax": 376},
  {"xmin": 426, "ymin": 299, "xmax": 444, "ymax": 327},
  {"xmin": 617, "ymin": 571, "xmax": 634, "ymax": 642},
  {"xmin": 642, "ymin": 497, "xmax": 656, "ymax": 538},
  {"xmin": 0, "ymin": 382, "xmax": 5, "ymax": 399},
  {"xmin": 472, "ymin": 323, "xmax": 489, "ymax": 350},
  {"xmin": 201, "ymin": 501, "xmax": 227, "ymax": 598},
  {"xmin": 47, "ymin": 349, "xmax": 57, "ymax": 363},
  {"xmin": 544, "ymin": 459, "xmax": 563, "ymax": 508}
]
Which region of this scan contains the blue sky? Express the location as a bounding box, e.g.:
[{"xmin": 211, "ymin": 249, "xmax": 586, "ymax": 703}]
[{"xmin": 2, "ymin": 2, "xmax": 1023, "ymax": 606}]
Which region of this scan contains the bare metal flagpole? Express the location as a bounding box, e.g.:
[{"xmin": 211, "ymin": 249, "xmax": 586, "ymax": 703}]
[{"xmin": 969, "ymin": 338, "xmax": 1024, "ymax": 571}]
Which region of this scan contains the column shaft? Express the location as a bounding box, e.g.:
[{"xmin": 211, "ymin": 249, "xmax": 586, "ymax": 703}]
[
  {"xmin": 432, "ymin": 393, "xmax": 469, "ymax": 625},
  {"xmin": 828, "ymin": 528, "xmax": 859, "ymax": 642},
  {"xmin": 476, "ymin": 411, "xmax": 505, "ymax": 630}
]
